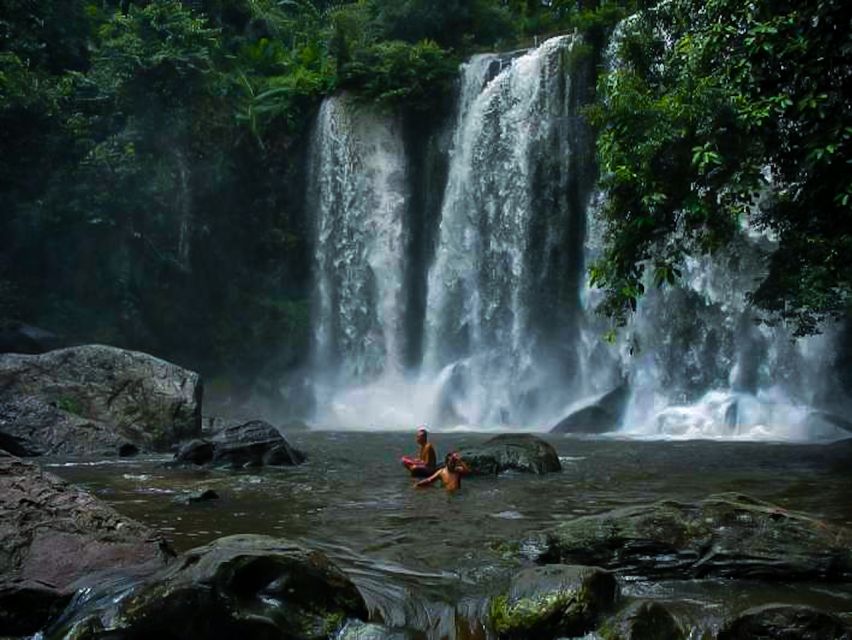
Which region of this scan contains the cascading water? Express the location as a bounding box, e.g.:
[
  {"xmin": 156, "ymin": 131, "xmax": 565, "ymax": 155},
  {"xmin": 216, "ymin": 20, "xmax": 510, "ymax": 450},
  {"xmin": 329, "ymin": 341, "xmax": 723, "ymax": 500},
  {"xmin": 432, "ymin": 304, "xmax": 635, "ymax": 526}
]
[
  {"xmin": 305, "ymin": 34, "xmax": 850, "ymax": 440},
  {"xmin": 309, "ymin": 94, "xmax": 408, "ymax": 402},
  {"xmin": 421, "ymin": 34, "xmax": 590, "ymax": 428}
]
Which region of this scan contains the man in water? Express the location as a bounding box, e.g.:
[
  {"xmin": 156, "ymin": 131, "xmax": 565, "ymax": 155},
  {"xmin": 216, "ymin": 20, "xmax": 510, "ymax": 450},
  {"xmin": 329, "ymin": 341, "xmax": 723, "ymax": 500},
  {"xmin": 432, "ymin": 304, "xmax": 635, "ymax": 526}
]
[
  {"xmin": 401, "ymin": 426, "xmax": 437, "ymax": 476},
  {"xmin": 415, "ymin": 452, "xmax": 470, "ymax": 492}
]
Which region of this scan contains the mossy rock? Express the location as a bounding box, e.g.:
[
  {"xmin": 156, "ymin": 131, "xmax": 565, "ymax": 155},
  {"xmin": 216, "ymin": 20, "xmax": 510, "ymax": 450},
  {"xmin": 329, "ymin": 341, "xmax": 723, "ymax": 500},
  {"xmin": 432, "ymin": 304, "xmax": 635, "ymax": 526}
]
[
  {"xmin": 525, "ymin": 493, "xmax": 852, "ymax": 581},
  {"xmin": 46, "ymin": 534, "xmax": 368, "ymax": 640},
  {"xmin": 489, "ymin": 564, "xmax": 617, "ymax": 639}
]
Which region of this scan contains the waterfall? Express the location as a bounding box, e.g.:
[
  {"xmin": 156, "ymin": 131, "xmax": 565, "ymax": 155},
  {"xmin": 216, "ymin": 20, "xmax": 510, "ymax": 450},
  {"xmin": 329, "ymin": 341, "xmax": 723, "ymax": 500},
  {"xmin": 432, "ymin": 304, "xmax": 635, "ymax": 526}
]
[
  {"xmin": 309, "ymin": 95, "xmax": 408, "ymax": 388},
  {"xmin": 303, "ymin": 35, "xmax": 849, "ymax": 440},
  {"xmin": 421, "ymin": 35, "xmax": 590, "ymax": 428}
]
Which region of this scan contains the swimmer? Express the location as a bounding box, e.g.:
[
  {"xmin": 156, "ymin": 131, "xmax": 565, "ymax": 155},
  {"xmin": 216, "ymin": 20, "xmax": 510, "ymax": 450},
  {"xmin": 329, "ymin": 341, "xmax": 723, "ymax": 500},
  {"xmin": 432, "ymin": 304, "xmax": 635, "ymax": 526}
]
[{"xmin": 415, "ymin": 452, "xmax": 470, "ymax": 492}]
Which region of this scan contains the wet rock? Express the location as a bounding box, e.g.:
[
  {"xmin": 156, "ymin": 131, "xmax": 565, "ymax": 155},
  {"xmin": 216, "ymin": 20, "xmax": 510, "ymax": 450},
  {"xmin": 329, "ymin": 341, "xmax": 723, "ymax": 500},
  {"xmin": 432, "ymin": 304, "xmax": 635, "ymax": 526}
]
[
  {"xmin": 337, "ymin": 619, "xmax": 415, "ymax": 640},
  {"xmin": 0, "ymin": 345, "xmax": 202, "ymax": 453},
  {"xmin": 489, "ymin": 564, "xmax": 617, "ymax": 639},
  {"xmin": 0, "ymin": 396, "xmax": 128, "ymax": 457},
  {"xmin": 0, "ymin": 452, "xmax": 172, "ymax": 636},
  {"xmin": 717, "ymin": 604, "xmax": 851, "ymax": 640},
  {"xmin": 459, "ymin": 434, "xmax": 561, "ymax": 475},
  {"xmin": 49, "ymin": 534, "xmax": 368, "ymax": 640},
  {"xmin": 211, "ymin": 420, "xmax": 306, "ymax": 468},
  {"xmin": 174, "ymin": 438, "xmax": 215, "ymax": 465},
  {"xmin": 550, "ymin": 383, "xmax": 629, "ymax": 434},
  {"xmin": 525, "ymin": 493, "xmax": 852, "ymax": 581},
  {"xmin": 173, "ymin": 488, "xmax": 219, "ymax": 505},
  {"xmin": 600, "ymin": 601, "xmax": 685, "ymax": 640}
]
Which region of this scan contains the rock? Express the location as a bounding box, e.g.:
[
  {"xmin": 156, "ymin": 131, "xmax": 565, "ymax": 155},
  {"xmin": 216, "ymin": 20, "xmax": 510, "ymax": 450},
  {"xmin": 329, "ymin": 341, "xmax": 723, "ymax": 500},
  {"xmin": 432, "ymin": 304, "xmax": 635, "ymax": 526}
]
[
  {"xmin": 0, "ymin": 452, "xmax": 173, "ymax": 636},
  {"xmin": 0, "ymin": 396, "xmax": 129, "ymax": 457},
  {"xmin": 48, "ymin": 534, "xmax": 368, "ymax": 640},
  {"xmin": 600, "ymin": 601, "xmax": 685, "ymax": 640},
  {"xmin": 551, "ymin": 384, "xmax": 629, "ymax": 434},
  {"xmin": 337, "ymin": 619, "xmax": 416, "ymax": 640},
  {"xmin": 459, "ymin": 434, "xmax": 561, "ymax": 475},
  {"xmin": 718, "ymin": 604, "xmax": 851, "ymax": 640},
  {"xmin": 0, "ymin": 345, "xmax": 202, "ymax": 453},
  {"xmin": 525, "ymin": 493, "xmax": 852, "ymax": 581},
  {"xmin": 0, "ymin": 321, "xmax": 64, "ymax": 355},
  {"xmin": 172, "ymin": 488, "xmax": 220, "ymax": 505},
  {"xmin": 489, "ymin": 565, "xmax": 617, "ymax": 639},
  {"xmin": 174, "ymin": 439, "xmax": 215, "ymax": 465},
  {"xmin": 210, "ymin": 420, "xmax": 306, "ymax": 468}
]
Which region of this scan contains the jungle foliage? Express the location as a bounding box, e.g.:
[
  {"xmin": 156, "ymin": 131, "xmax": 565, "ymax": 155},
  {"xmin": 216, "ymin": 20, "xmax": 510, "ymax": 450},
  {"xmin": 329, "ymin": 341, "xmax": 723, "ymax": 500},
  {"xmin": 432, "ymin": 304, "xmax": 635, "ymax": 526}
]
[
  {"xmin": 0, "ymin": 0, "xmax": 621, "ymax": 396},
  {"xmin": 589, "ymin": 0, "xmax": 851, "ymax": 336}
]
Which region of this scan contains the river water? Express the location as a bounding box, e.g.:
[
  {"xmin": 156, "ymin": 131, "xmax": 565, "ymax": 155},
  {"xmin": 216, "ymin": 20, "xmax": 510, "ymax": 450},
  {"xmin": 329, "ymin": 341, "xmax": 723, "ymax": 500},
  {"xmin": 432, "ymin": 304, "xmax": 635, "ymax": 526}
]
[{"xmin": 49, "ymin": 433, "xmax": 852, "ymax": 638}]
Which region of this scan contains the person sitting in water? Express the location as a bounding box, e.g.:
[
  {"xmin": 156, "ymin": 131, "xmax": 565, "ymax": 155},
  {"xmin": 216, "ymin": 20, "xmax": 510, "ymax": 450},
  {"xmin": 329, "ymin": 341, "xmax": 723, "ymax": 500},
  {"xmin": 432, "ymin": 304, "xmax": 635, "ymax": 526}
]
[
  {"xmin": 415, "ymin": 452, "xmax": 470, "ymax": 492},
  {"xmin": 400, "ymin": 426, "xmax": 437, "ymax": 477}
]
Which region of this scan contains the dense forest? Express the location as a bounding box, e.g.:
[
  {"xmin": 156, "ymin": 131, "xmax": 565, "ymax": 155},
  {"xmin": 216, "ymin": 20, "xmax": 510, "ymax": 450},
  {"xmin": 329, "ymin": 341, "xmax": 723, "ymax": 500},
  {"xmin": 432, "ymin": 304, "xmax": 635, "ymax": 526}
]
[{"xmin": 1, "ymin": 0, "xmax": 849, "ymax": 405}]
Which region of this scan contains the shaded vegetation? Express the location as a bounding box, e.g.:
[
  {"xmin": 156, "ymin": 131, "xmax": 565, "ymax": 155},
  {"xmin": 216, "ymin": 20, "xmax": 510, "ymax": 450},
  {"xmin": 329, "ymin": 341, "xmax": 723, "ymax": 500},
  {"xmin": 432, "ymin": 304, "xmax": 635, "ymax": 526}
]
[{"xmin": 589, "ymin": 0, "xmax": 851, "ymax": 336}]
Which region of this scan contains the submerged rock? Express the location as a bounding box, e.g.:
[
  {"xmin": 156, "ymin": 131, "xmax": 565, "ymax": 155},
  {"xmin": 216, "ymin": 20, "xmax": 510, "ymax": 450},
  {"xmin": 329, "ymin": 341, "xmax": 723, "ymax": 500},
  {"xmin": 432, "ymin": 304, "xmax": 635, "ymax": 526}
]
[
  {"xmin": 550, "ymin": 383, "xmax": 629, "ymax": 434},
  {"xmin": 524, "ymin": 493, "xmax": 852, "ymax": 581},
  {"xmin": 0, "ymin": 452, "xmax": 172, "ymax": 636},
  {"xmin": 459, "ymin": 434, "xmax": 561, "ymax": 475},
  {"xmin": 489, "ymin": 564, "xmax": 617, "ymax": 639},
  {"xmin": 0, "ymin": 345, "xmax": 202, "ymax": 454},
  {"xmin": 600, "ymin": 601, "xmax": 685, "ymax": 640},
  {"xmin": 50, "ymin": 534, "xmax": 368, "ymax": 640},
  {"xmin": 718, "ymin": 604, "xmax": 851, "ymax": 640},
  {"xmin": 172, "ymin": 488, "xmax": 220, "ymax": 505}
]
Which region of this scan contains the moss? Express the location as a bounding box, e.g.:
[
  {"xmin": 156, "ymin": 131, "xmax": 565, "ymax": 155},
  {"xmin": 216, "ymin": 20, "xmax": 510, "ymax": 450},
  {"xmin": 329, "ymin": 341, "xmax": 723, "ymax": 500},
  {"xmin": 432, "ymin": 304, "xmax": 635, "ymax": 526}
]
[
  {"xmin": 56, "ymin": 395, "xmax": 84, "ymax": 416},
  {"xmin": 490, "ymin": 588, "xmax": 585, "ymax": 638}
]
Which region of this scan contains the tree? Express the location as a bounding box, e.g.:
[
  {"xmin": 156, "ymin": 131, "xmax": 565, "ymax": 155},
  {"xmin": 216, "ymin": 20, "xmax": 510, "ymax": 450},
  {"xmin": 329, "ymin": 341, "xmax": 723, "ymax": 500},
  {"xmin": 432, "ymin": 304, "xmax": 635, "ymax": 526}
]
[{"xmin": 589, "ymin": 0, "xmax": 851, "ymax": 335}]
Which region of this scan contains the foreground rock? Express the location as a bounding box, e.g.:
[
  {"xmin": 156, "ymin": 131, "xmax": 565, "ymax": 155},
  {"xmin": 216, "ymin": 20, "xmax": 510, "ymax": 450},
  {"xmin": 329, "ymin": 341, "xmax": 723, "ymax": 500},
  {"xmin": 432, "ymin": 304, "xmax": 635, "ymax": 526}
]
[
  {"xmin": 0, "ymin": 452, "xmax": 172, "ymax": 636},
  {"xmin": 174, "ymin": 420, "xmax": 306, "ymax": 468},
  {"xmin": 600, "ymin": 601, "xmax": 685, "ymax": 640},
  {"xmin": 550, "ymin": 383, "xmax": 629, "ymax": 434},
  {"xmin": 0, "ymin": 345, "xmax": 202, "ymax": 454},
  {"xmin": 489, "ymin": 565, "xmax": 617, "ymax": 639},
  {"xmin": 459, "ymin": 434, "xmax": 561, "ymax": 475},
  {"xmin": 337, "ymin": 620, "xmax": 415, "ymax": 640},
  {"xmin": 51, "ymin": 534, "xmax": 368, "ymax": 640},
  {"xmin": 524, "ymin": 493, "xmax": 852, "ymax": 581},
  {"xmin": 718, "ymin": 604, "xmax": 851, "ymax": 640}
]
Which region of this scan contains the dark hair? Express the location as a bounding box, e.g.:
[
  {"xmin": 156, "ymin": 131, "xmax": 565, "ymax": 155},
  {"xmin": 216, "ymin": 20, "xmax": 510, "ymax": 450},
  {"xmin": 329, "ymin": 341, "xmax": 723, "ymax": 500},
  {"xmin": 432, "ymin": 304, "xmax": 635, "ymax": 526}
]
[{"xmin": 445, "ymin": 452, "xmax": 458, "ymax": 471}]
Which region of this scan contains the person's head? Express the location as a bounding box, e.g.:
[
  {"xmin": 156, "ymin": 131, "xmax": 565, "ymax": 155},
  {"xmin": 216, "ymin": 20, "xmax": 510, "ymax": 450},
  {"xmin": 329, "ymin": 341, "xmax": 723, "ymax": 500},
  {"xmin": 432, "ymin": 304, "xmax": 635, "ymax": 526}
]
[
  {"xmin": 416, "ymin": 426, "xmax": 428, "ymax": 445},
  {"xmin": 445, "ymin": 452, "xmax": 460, "ymax": 471}
]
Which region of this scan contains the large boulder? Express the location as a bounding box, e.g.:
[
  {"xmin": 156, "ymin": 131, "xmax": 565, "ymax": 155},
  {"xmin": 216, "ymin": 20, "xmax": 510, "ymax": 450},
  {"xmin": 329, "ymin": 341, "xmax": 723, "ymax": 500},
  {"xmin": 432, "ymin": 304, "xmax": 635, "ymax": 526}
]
[
  {"xmin": 599, "ymin": 601, "xmax": 685, "ymax": 640},
  {"xmin": 174, "ymin": 420, "xmax": 306, "ymax": 468},
  {"xmin": 488, "ymin": 565, "xmax": 617, "ymax": 639},
  {"xmin": 550, "ymin": 383, "xmax": 629, "ymax": 434},
  {"xmin": 717, "ymin": 604, "xmax": 850, "ymax": 640},
  {"xmin": 0, "ymin": 345, "xmax": 202, "ymax": 453},
  {"xmin": 459, "ymin": 434, "xmax": 561, "ymax": 475},
  {"xmin": 0, "ymin": 452, "xmax": 173, "ymax": 636},
  {"xmin": 523, "ymin": 493, "xmax": 852, "ymax": 581},
  {"xmin": 49, "ymin": 534, "xmax": 369, "ymax": 640}
]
